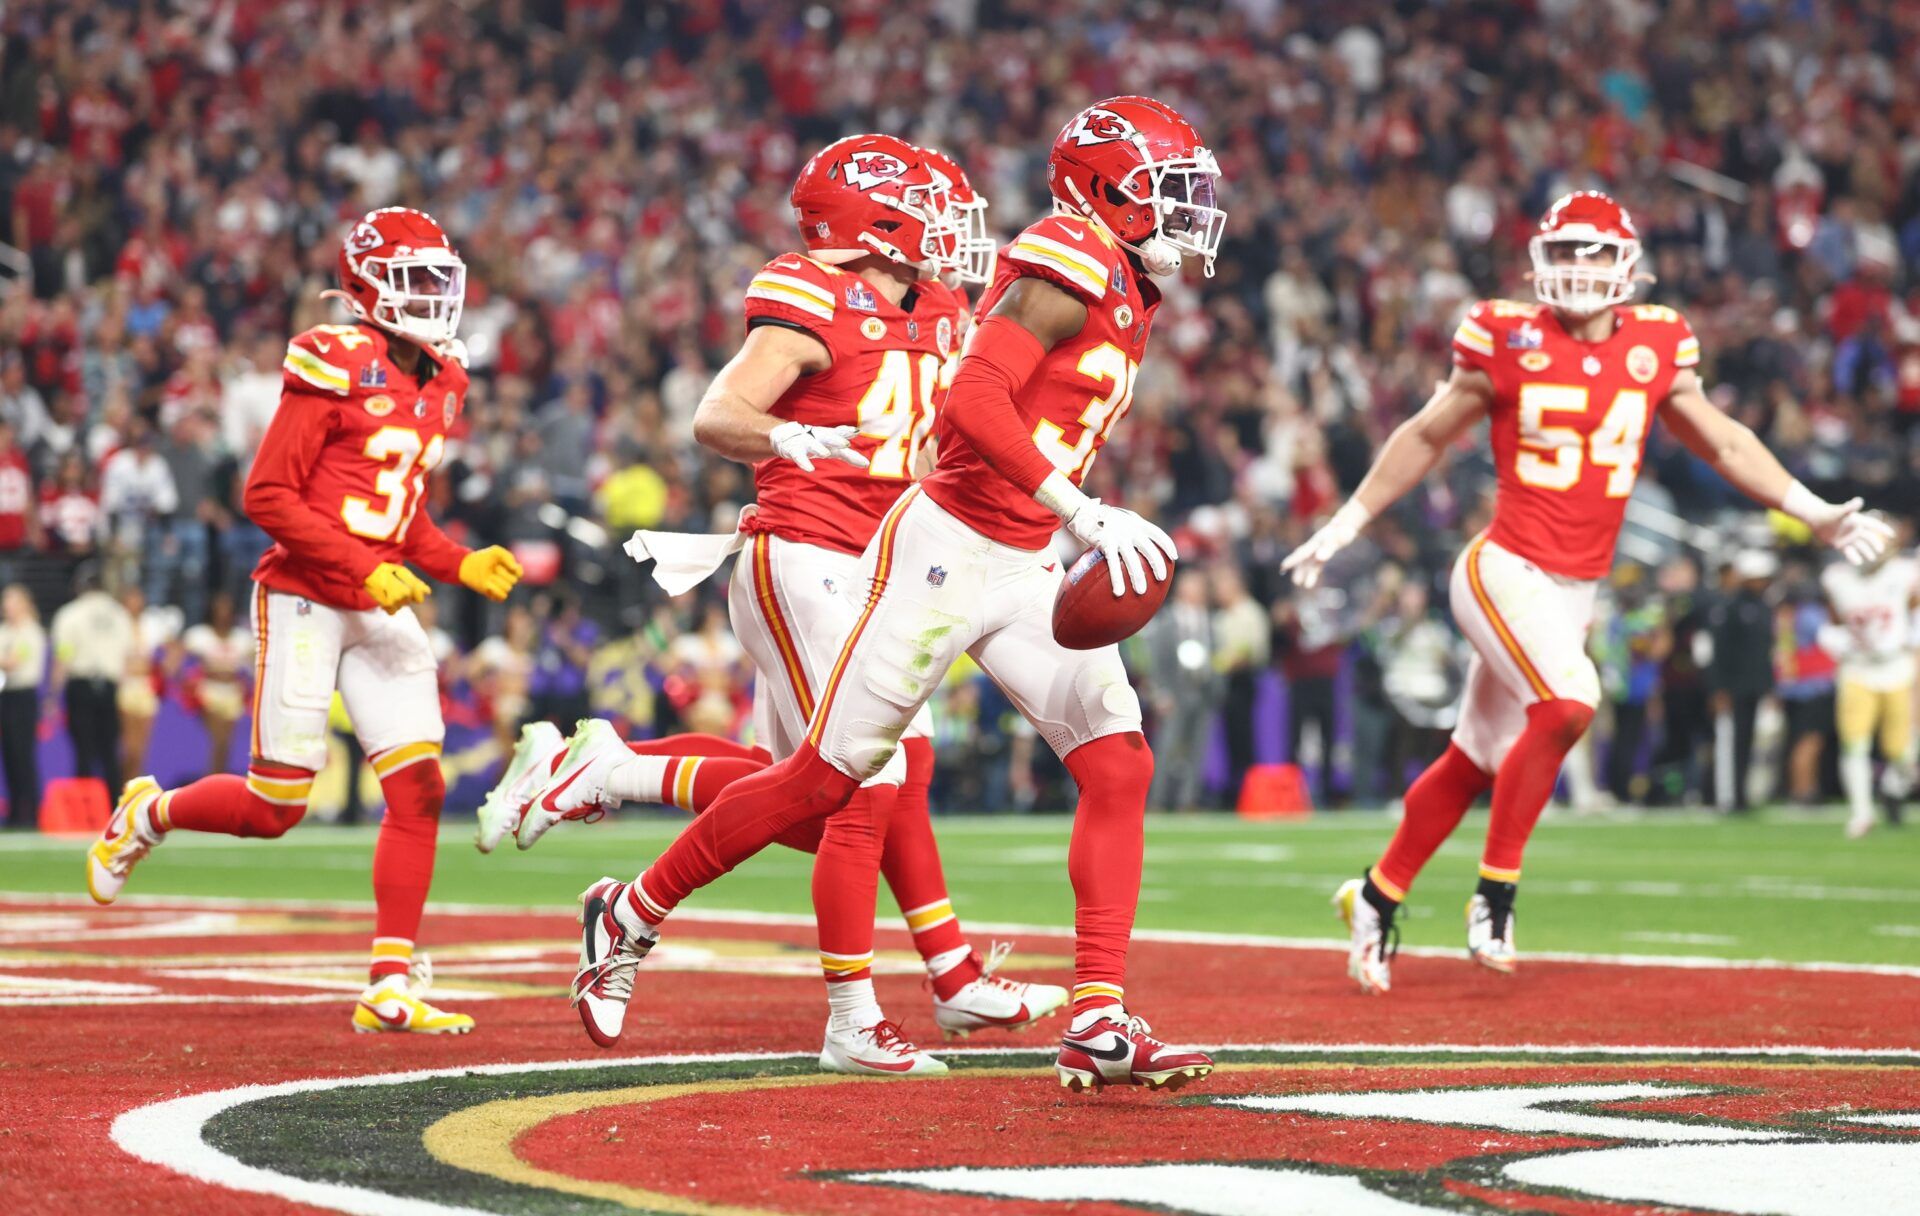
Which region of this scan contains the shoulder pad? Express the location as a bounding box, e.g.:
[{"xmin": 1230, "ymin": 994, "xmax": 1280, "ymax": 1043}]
[
  {"xmin": 745, "ymin": 255, "xmax": 839, "ymax": 324},
  {"xmin": 284, "ymin": 325, "xmax": 378, "ymax": 396},
  {"xmin": 1004, "ymin": 215, "xmax": 1121, "ymax": 303}
]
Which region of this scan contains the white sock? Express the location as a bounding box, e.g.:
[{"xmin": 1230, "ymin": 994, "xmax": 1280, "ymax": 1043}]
[
  {"xmin": 603, "ymin": 753, "xmax": 670, "ymax": 803},
  {"xmin": 925, "ymin": 944, "xmax": 972, "ymax": 982},
  {"xmin": 1842, "ymin": 747, "xmax": 1874, "ymax": 824},
  {"xmin": 826, "ymin": 979, "xmax": 883, "ymax": 1031},
  {"xmin": 610, "ymin": 876, "xmax": 665, "ymax": 937},
  {"xmin": 1069, "ymin": 1002, "xmax": 1125, "ymax": 1033}
]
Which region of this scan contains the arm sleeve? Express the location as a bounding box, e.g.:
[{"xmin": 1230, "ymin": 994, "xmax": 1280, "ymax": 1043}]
[
  {"xmin": 940, "ymin": 314, "xmax": 1059, "ymax": 497},
  {"xmin": 242, "ymin": 391, "xmax": 385, "ymax": 583},
  {"xmin": 402, "ymin": 506, "xmax": 470, "ymax": 584}
]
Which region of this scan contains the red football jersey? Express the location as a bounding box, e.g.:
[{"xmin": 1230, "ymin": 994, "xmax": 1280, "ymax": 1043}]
[
  {"xmin": 741, "ymin": 254, "xmax": 963, "ymax": 555},
  {"xmin": 248, "ymin": 322, "xmax": 470, "ymax": 611},
  {"xmin": 922, "ymin": 214, "xmax": 1159, "ymax": 550},
  {"xmin": 1453, "ymin": 299, "xmax": 1701, "ymax": 579}
]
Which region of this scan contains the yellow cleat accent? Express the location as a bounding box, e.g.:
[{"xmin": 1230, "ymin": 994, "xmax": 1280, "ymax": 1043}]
[
  {"xmin": 86, "ymin": 777, "xmax": 163, "ymax": 906},
  {"xmin": 352, "ymin": 986, "xmax": 475, "ymax": 1035}
]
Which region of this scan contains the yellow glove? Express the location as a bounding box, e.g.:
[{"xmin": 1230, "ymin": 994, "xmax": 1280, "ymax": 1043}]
[
  {"xmin": 364, "ymin": 563, "xmax": 432, "ymax": 614},
  {"xmin": 458, "ymin": 545, "xmax": 523, "ymax": 601}
]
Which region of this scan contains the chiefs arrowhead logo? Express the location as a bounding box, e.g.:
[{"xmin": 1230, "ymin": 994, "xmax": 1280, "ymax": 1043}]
[
  {"xmin": 840, "ymin": 150, "xmax": 909, "ymax": 192},
  {"xmin": 1068, "ymin": 107, "xmax": 1137, "ymax": 147},
  {"xmin": 346, "ymin": 221, "xmax": 384, "ymax": 253}
]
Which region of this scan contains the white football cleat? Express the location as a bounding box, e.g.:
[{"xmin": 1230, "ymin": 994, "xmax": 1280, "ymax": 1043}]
[
  {"xmin": 1334, "ymin": 877, "xmax": 1395, "ymax": 995},
  {"xmin": 86, "ymin": 777, "xmax": 164, "ymax": 906},
  {"xmin": 931, "ymin": 942, "xmax": 1069, "ymax": 1038},
  {"xmin": 819, "ymin": 1018, "xmax": 948, "ymax": 1077},
  {"xmin": 571, "ymin": 876, "xmax": 658, "ymax": 1047},
  {"xmin": 476, "ymin": 721, "xmax": 566, "ymax": 853},
  {"xmin": 520, "ymin": 718, "xmax": 629, "ymax": 850},
  {"xmin": 1466, "ymin": 893, "xmax": 1518, "ymax": 973}
]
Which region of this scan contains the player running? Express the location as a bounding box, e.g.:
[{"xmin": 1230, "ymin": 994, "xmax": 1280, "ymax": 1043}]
[
  {"xmin": 1819, "ymin": 537, "xmax": 1919, "ymax": 838},
  {"xmin": 552, "ymin": 97, "xmax": 1223, "ymax": 1092},
  {"xmin": 85, "ymin": 207, "xmax": 523, "ymax": 1033},
  {"xmin": 483, "ymin": 137, "xmax": 1063, "ymax": 1072},
  {"xmin": 1283, "ymin": 191, "xmax": 1895, "ymax": 993}
]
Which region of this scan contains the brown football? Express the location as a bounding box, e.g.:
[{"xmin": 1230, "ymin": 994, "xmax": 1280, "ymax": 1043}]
[{"xmin": 1051, "ymin": 547, "xmax": 1175, "ymax": 650}]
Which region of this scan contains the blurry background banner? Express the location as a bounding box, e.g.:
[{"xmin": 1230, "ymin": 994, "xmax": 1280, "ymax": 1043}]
[{"xmin": 2, "ymin": 1, "xmax": 1916, "ymax": 820}]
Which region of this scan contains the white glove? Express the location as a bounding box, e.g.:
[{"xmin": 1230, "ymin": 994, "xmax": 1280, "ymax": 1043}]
[
  {"xmin": 768, "ymin": 421, "xmax": 869, "ymax": 472},
  {"xmin": 1062, "ymin": 499, "xmax": 1178, "ymax": 596},
  {"xmin": 1782, "ymin": 482, "xmax": 1895, "ymax": 566},
  {"xmin": 1281, "ymin": 500, "xmax": 1373, "ymax": 588}
]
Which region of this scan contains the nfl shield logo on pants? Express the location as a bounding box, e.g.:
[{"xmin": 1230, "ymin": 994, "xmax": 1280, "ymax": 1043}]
[{"xmin": 926, "ymin": 566, "xmax": 946, "ymax": 587}]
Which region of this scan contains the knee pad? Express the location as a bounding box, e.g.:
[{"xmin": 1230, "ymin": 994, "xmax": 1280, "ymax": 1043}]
[
  {"xmin": 1529, "ymin": 699, "xmax": 1596, "ymax": 752},
  {"xmin": 243, "ymin": 763, "xmax": 315, "ymax": 838}
]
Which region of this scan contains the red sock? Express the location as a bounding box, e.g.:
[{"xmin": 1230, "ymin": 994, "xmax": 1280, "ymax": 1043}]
[
  {"xmin": 881, "ymin": 738, "xmax": 974, "ymax": 995},
  {"xmin": 1481, "ymin": 699, "xmax": 1594, "ymax": 881},
  {"xmin": 813, "ymin": 785, "xmax": 897, "ymax": 983},
  {"xmin": 157, "ymin": 764, "xmax": 313, "ymax": 839},
  {"xmin": 658, "ymin": 755, "xmax": 769, "ymax": 812},
  {"xmin": 370, "ymin": 745, "xmax": 445, "ymax": 982},
  {"xmin": 1062, "ymin": 732, "xmax": 1153, "ymax": 1012},
  {"xmin": 639, "ymin": 744, "xmax": 860, "ymax": 917},
  {"xmin": 629, "ymin": 734, "xmax": 772, "ymax": 765},
  {"xmin": 1371, "ymin": 744, "xmax": 1493, "ymax": 900}
]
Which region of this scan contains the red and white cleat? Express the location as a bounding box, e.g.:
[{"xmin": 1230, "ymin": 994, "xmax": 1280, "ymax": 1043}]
[
  {"xmin": 931, "ymin": 942, "xmax": 1069, "ymax": 1038},
  {"xmin": 820, "ymin": 1018, "xmax": 948, "ymax": 1077},
  {"xmin": 475, "ymin": 720, "xmax": 566, "ymax": 853},
  {"xmin": 1055, "ymin": 1006, "xmax": 1213, "ymax": 1092},
  {"xmin": 570, "ymin": 876, "xmax": 658, "ymax": 1048}
]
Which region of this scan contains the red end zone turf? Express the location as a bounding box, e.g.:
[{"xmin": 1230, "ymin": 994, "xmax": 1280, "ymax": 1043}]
[{"xmin": 2, "ymin": 896, "xmax": 1917, "ymax": 1216}]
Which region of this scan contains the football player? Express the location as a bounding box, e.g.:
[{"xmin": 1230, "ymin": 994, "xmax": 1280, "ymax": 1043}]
[
  {"xmin": 1819, "ymin": 530, "xmax": 1919, "ymax": 837},
  {"xmin": 492, "ymin": 137, "xmax": 1061, "ymax": 1072},
  {"xmin": 85, "ymin": 207, "xmax": 523, "ymax": 1033},
  {"xmin": 1283, "ymin": 191, "xmax": 1894, "ymax": 992},
  {"xmin": 552, "ymin": 98, "xmax": 1223, "ymax": 1093}
]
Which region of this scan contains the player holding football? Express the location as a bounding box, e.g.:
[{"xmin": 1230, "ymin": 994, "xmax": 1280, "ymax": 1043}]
[
  {"xmin": 85, "ymin": 208, "xmax": 523, "ymax": 1033},
  {"xmin": 482, "ymin": 137, "xmax": 1062, "ymax": 1072},
  {"xmin": 1819, "ymin": 536, "xmax": 1919, "ymax": 838},
  {"xmin": 553, "ymin": 98, "xmax": 1223, "ymax": 1092},
  {"xmin": 1283, "ymin": 191, "xmax": 1895, "ymax": 993}
]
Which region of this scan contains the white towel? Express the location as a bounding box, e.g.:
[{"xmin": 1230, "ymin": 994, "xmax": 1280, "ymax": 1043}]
[{"xmin": 623, "ymin": 507, "xmax": 754, "ymax": 596}]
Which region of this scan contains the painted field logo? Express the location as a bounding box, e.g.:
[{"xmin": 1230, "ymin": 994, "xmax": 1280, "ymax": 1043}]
[{"xmin": 115, "ymin": 1047, "xmax": 1920, "ymax": 1216}]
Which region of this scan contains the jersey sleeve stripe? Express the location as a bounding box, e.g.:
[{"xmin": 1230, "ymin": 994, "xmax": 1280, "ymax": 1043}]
[
  {"xmin": 746, "ymin": 281, "xmax": 835, "ymax": 321},
  {"xmin": 284, "ymin": 347, "xmax": 351, "ymax": 393},
  {"xmin": 753, "ymin": 272, "xmax": 835, "ymax": 308},
  {"xmin": 1675, "ymin": 337, "xmax": 1701, "ymax": 367},
  {"xmin": 1453, "ymin": 320, "xmax": 1496, "ymax": 357},
  {"xmin": 1007, "ymin": 238, "xmax": 1108, "ymax": 297}
]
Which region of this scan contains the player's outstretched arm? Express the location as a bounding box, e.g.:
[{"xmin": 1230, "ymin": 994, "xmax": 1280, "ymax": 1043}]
[
  {"xmin": 1283, "ymin": 366, "xmax": 1493, "ymax": 588},
  {"xmin": 692, "ymin": 324, "xmax": 864, "ymax": 471},
  {"xmin": 1662, "ymin": 371, "xmax": 1893, "ymax": 565}
]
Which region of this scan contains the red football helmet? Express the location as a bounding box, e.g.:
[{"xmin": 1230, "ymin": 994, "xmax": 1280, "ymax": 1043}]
[
  {"xmin": 327, "ymin": 207, "xmax": 466, "ymax": 348},
  {"xmin": 1529, "ymin": 191, "xmax": 1643, "ymax": 316},
  {"xmin": 917, "ymin": 145, "xmax": 995, "ymax": 286},
  {"xmin": 1048, "ymin": 96, "xmax": 1225, "ymax": 278},
  {"xmin": 791, "ymin": 135, "xmax": 955, "ymax": 273}
]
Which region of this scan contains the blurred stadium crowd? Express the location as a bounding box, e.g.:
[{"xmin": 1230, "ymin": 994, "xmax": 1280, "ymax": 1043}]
[{"xmin": 2, "ymin": 0, "xmax": 1918, "ymax": 825}]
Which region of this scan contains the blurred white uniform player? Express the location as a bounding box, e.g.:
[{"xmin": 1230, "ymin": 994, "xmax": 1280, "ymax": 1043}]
[{"xmin": 1821, "ymin": 548, "xmax": 1920, "ymax": 837}]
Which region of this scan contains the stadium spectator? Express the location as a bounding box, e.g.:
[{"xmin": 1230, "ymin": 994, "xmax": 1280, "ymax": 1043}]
[
  {"xmin": 180, "ymin": 589, "xmax": 252, "ymax": 779},
  {"xmin": 1709, "ymin": 552, "xmax": 1782, "ymax": 813},
  {"xmin": 1141, "ymin": 570, "xmax": 1222, "ymax": 812},
  {"xmin": 1210, "ymin": 566, "xmax": 1269, "ymax": 804},
  {"xmin": 49, "ymin": 567, "xmax": 133, "ymax": 792},
  {"xmin": 0, "ymin": 584, "xmax": 45, "ymax": 827}
]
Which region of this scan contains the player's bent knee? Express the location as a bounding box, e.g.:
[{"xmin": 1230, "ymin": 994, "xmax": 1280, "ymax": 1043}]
[
  {"xmin": 372, "ymin": 742, "xmax": 447, "ymax": 819},
  {"xmin": 1530, "ymin": 699, "xmax": 1596, "ymax": 751},
  {"xmin": 1064, "ymin": 731, "xmax": 1155, "ymax": 799},
  {"xmin": 241, "ymin": 763, "xmax": 317, "ymax": 838}
]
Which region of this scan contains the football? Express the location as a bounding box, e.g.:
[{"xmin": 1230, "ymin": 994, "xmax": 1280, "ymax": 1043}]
[{"xmin": 1051, "ymin": 547, "xmax": 1175, "ymax": 650}]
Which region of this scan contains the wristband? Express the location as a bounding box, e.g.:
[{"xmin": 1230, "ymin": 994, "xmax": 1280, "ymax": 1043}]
[
  {"xmin": 1035, "ymin": 470, "xmax": 1092, "ymax": 522},
  {"xmin": 1780, "ymin": 480, "xmax": 1828, "ymax": 524}
]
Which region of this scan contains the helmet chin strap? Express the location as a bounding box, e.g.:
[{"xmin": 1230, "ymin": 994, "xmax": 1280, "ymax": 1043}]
[{"xmin": 1059, "ymin": 183, "xmax": 1184, "ymax": 278}]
